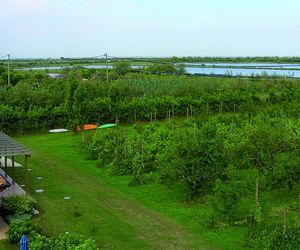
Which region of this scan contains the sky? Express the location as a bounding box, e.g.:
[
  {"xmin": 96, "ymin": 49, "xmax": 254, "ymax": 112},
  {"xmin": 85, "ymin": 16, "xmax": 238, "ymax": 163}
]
[{"xmin": 0, "ymin": 0, "xmax": 299, "ymax": 58}]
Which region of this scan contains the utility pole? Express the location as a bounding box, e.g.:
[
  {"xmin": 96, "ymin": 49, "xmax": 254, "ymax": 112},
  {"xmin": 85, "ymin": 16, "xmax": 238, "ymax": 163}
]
[
  {"xmin": 104, "ymin": 53, "xmax": 109, "ymax": 83},
  {"xmin": 7, "ymin": 54, "xmax": 11, "ymax": 85}
]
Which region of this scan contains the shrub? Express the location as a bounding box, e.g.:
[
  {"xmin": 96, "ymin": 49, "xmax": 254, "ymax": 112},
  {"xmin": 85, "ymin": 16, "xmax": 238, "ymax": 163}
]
[
  {"xmin": 208, "ymin": 167, "xmax": 255, "ymax": 223},
  {"xmin": 8, "ymin": 222, "xmax": 98, "ymax": 249},
  {"xmin": 1, "ymin": 195, "xmax": 35, "ymax": 215},
  {"xmin": 158, "ymin": 119, "xmax": 226, "ymax": 199},
  {"xmin": 245, "ymin": 224, "xmax": 300, "ymax": 249},
  {"xmin": 5, "ymin": 213, "xmax": 32, "ymax": 224},
  {"xmin": 28, "ymin": 234, "xmax": 48, "ymax": 250},
  {"xmin": 47, "ymin": 234, "xmax": 98, "ymax": 250},
  {"xmin": 7, "ymin": 219, "xmax": 41, "ymax": 243}
]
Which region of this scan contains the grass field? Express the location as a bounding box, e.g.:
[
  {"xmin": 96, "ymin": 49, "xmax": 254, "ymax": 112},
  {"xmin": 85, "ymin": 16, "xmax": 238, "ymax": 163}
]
[
  {"xmin": 0, "ymin": 240, "xmax": 18, "ymax": 250},
  {"xmin": 1, "ymin": 130, "xmax": 247, "ymax": 249}
]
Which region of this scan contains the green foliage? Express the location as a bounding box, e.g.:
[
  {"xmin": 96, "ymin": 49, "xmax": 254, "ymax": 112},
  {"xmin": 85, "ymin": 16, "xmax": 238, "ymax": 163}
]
[
  {"xmin": 113, "ymin": 61, "xmax": 131, "ymax": 75},
  {"xmin": 5, "ymin": 213, "xmax": 32, "ymax": 224},
  {"xmin": 73, "ymin": 82, "xmax": 89, "ymax": 128},
  {"xmin": 1, "ymin": 195, "xmax": 35, "ymax": 215},
  {"xmin": 224, "ymin": 116, "xmax": 299, "ymax": 189},
  {"xmin": 158, "ymin": 119, "xmax": 226, "ymax": 199},
  {"xmin": 208, "ymin": 167, "xmax": 255, "ymax": 223},
  {"xmin": 86, "ymin": 124, "xmax": 167, "ymax": 184},
  {"xmin": 1, "ymin": 66, "xmax": 300, "ymax": 248},
  {"xmin": 7, "ymin": 217, "xmax": 97, "ymax": 248},
  {"xmin": 28, "ymin": 232, "xmax": 98, "ymax": 250},
  {"xmin": 14, "ymin": 124, "xmax": 300, "ymax": 249},
  {"xmin": 85, "ymin": 110, "xmax": 300, "ymax": 201},
  {"xmin": 245, "ymin": 224, "xmax": 300, "ymax": 250},
  {"xmin": 7, "ymin": 219, "xmax": 41, "ymax": 243},
  {"xmin": 147, "ymin": 63, "xmax": 180, "ymax": 75},
  {"xmin": 65, "ymin": 73, "xmax": 79, "ymax": 121},
  {"xmin": 46, "ymin": 234, "xmax": 98, "ymax": 250},
  {"xmin": 250, "ymin": 202, "xmax": 263, "ymax": 223},
  {"xmin": 28, "ymin": 234, "xmax": 48, "ymax": 250},
  {"xmin": 1, "ymin": 72, "xmax": 300, "ymax": 134}
]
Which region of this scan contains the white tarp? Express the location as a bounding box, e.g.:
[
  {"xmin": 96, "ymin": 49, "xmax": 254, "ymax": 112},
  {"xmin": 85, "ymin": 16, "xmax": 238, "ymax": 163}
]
[{"xmin": 49, "ymin": 129, "xmax": 68, "ymax": 133}]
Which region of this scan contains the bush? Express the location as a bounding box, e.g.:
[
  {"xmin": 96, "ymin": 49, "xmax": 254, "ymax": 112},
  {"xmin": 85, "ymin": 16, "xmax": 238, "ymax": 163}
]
[
  {"xmin": 28, "ymin": 233, "xmax": 98, "ymax": 250},
  {"xmin": 7, "ymin": 221, "xmax": 98, "ymax": 249},
  {"xmin": 208, "ymin": 167, "xmax": 255, "ymax": 223},
  {"xmin": 245, "ymin": 224, "xmax": 300, "ymax": 249},
  {"xmin": 7, "ymin": 219, "xmax": 41, "ymax": 243},
  {"xmin": 1, "ymin": 195, "xmax": 35, "ymax": 215},
  {"xmin": 28, "ymin": 234, "xmax": 48, "ymax": 250},
  {"xmin": 158, "ymin": 119, "xmax": 226, "ymax": 199},
  {"xmin": 47, "ymin": 234, "xmax": 98, "ymax": 250},
  {"xmin": 5, "ymin": 213, "xmax": 32, "ymax": 224}
]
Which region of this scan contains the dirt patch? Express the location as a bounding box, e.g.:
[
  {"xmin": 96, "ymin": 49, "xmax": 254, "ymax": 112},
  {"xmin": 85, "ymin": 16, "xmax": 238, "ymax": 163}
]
[
  {"xmin": 138, "ymin": 235, "xmax": 146, "ymax": 240},
  {"xmin": 0, "ymin": 217, "xmax": 8, "ymax": 240}
]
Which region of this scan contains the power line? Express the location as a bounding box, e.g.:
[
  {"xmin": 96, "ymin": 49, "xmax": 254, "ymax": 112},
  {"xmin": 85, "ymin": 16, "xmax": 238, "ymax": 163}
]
[
  {"xmin": 90, "ymin": 54, "xmax": 106, "ymax": 58},
  {"xmin": 10, "ymin": 55, "xmax": 22, "ymax": 60}
]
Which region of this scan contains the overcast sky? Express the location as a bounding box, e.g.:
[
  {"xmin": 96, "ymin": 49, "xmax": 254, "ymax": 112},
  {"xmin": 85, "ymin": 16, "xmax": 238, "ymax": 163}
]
[{"xmin": 0, "ymin": 0, "xmax": 299, "ymax": 58}]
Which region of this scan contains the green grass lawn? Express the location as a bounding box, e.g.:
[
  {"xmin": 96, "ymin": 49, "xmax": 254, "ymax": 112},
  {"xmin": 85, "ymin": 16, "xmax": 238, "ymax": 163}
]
[
  {"xmin": 6, "ymin": 131, "xmax": 247, "ymax": 249},
  {"xmin": 0, "ymin": 240, "xmax": 18, "ymax": 250}
]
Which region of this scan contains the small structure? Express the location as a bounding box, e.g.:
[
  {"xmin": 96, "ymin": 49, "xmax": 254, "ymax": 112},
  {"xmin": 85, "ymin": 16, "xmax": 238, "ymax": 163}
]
[
  {"xmin": 98, "ymin": 123, "xmax": 117, "ymax": 129},
  {"xmin": 48, "ymin": 73, "xmax": 65, "ymax": 79},
  {"xmin": 49, "ymin": 128, "xmax": 68, "ymax": 133},
  {"xmin": 75, "ymin": 124, "xmax": 97, "ymax": 131},
  {"xmin": 0, "ymin": 132, "xmax": 31, "ymax": 200}
]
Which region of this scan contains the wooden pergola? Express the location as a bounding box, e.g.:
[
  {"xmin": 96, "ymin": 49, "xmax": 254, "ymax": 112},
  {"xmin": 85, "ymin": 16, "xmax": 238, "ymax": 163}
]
[{"xmin": 0, "ymin": 132, "xmax": 31, "ymax": 192}]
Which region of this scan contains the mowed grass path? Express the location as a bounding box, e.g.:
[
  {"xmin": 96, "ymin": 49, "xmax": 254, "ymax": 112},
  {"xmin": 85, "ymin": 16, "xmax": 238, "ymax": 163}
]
[{"xmin": 13, "ymin": 132, "xmax": 213, "ymax": 250}]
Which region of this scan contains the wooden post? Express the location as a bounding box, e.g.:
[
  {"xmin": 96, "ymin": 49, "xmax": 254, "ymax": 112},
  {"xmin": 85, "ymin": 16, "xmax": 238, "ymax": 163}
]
[
  {"xmin": 283, "ymin": 208, "xmax": 287, "ymax": 234},
  {"xmin": 11, "ymin": 155, "xmax": 15, "ymax": 183},
  {"xmin": 193, "ymin": 123, "xmax": 196, "ymax": 138},
  {"xmin": 134, "ymin": 109, "xmax": 137, "ymax": 122},
  {"xmin": 233, "ymin": 103, "xmax": 236, "ymax": 113},
  {"xmin": 4, "ymin": 156, "xmax": 7, "ymax": 177},
  {"xmin": 154, "ymin": 108, "xmax": 157, "ymax": 121},
  {"xmin": 186, "ymin": 107, "xmax": 189, "ymax": 119},
  {"xmin": 255, "ymin": 178, "xmax": 259, "ymax": 204},
  {"xmin": 150, "ymin": 112, "xmax": 153, "ymax": 122},
  {"xmin": 24, "ymin": 155, "xmax": 28, "ymax": 192},
  {"xmin": 172, "ymin": 105, "xmax": 175, "ymax": 119},
  {"xmin": 168, "ymin": 110, "xmax": 171, "ymax": 122},
  {"xmin": 190, "ymin": 105, "xmax": 193, "ymax": 117}
]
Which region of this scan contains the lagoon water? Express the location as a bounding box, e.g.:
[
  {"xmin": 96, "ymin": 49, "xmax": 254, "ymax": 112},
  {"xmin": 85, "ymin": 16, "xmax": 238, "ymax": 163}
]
[
  {"xmin": 19, "ymin": 64, "xmax": 300, "ymax": 78},
  {"xmin": 182, "ymin": 63, "xmax": 300, "ymax": 69},
  {"xmin": 185, "ymin": 67, "xmax": 300, "ymax": 78}
]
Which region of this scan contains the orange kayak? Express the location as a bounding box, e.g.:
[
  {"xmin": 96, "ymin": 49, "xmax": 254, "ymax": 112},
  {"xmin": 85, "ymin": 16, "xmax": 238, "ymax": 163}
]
[{"xmin": 75, "ymin": 124, "xmax": 97, "ymax": 131}]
